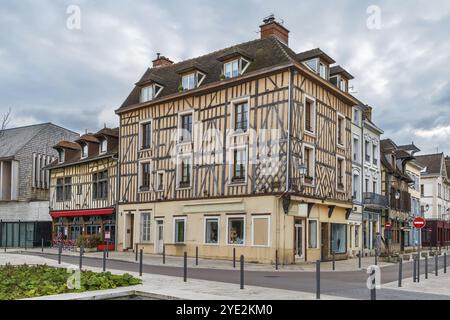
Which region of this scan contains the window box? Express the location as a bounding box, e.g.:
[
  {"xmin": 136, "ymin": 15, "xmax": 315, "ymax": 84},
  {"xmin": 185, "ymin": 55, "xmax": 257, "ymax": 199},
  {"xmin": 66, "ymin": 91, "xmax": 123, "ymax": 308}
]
[
  {"xmin": 305, "ymin": 176, "xmax": 314, "ymax": 184},
  {"xmin": 231, "ymin": 177, "xmax": 246, "ymax": 184},
  {"xmin": 179, "ymin": 181, "xmax": 191, "ymax": 189}
]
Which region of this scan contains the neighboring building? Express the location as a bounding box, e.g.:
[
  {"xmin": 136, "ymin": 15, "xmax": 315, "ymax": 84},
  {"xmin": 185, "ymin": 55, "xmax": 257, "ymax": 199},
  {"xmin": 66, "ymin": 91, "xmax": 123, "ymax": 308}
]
[
  {"xmin": 115, "ymin": 17, "xmax": 361, "ymax": 264},
  {"xmin": 360, "ymin": 106, "xmax": 386, "ymax": 255},
  {"xmin": 0, "ymin": 123, "xmax": 79, "ymax": 247},
  {"xmin": 415, "ymin": 153, "xmax": 450, "ymax": 248},
  {"xmin": 380, "ymin": 139, "xmax": 415, "ymax": 253},
  {"xmin": 47, "ymin": 128, "xmax": 119, "ymax": 249},
  {"xmin": 399, "ymin": 144, "xmax": 423, "ymax": 248}
]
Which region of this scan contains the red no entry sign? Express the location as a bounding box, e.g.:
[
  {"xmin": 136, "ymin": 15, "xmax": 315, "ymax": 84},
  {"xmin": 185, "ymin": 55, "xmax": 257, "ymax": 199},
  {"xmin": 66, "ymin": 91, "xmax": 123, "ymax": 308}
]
[
  {"xmin": 385, "ymin": 222, "xmax": 392, "ymax": 229},
  {"xmin": 413, "ymin": 217, "xmax": 426, "ymax": 229}
]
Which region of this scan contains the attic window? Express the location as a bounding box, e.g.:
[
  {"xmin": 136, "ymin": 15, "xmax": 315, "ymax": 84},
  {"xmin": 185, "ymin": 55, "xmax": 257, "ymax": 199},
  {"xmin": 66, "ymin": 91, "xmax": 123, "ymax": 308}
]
[
  {"xmin": 140, "ymin": 84, "xmax": 163, "ymax": 103},
  {"xmin": 58, "ymin": 150, "xmax": 65, "ymax": 163},
  {"xmin": 339, "ymin": 78, "xmax": 347, "ymax": 92},
  {"xmin": 319, "ymin": 63, "xmax": 328, "ymax": 79},
  {"xmin": 303, "ymin": 58, "xmax": 318, "ymax": 73},
  {"xmin": 99, "ymin": 138, "xmax": 107, "ymax": 154},
  {"xmin": 81, "ymin": 143, "xmax": 88, "ymax": 159},
  {"xmin": 181, "ymin": 71, "xmax": 206, "ymax": 90},
  {"xmin": 223, "ymin": 57, "xmax": 250, "ymax": 79}
]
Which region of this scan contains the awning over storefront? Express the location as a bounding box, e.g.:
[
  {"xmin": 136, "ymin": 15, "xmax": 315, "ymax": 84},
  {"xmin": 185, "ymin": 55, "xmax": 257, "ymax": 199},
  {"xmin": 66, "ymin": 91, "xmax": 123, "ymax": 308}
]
[{"xmin": 50, "ymin": 208, "xmax": 115, "ymax": 218}]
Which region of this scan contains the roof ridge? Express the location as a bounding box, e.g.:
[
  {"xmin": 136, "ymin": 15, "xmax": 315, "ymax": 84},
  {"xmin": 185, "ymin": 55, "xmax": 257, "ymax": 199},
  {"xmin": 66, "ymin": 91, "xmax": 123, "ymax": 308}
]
[{"xmin": 268, "ymin": 36, "xmax": 297, "ymax": 64}]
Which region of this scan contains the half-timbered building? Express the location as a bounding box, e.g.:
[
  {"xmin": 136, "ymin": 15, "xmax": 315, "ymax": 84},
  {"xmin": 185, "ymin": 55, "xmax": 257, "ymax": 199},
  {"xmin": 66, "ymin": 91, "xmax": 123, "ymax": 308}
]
[
  {"xmin": 116, "ymin": 17, "xmax": 359, "ymax": 263},
  {"xmin": 47, "ymin": 128, "xmax": 118, "ymax": 249}
]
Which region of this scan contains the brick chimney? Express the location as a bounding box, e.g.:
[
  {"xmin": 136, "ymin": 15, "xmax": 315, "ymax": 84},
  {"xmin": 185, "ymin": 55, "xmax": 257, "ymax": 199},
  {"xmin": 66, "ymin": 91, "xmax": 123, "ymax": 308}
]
[
  {"xmin": 260, "ymin": 15, "xmax": 290, "ymax": 46},
  {"xmin": 152, "ymin": 53, "xmax": 174, "ymax": 68}
]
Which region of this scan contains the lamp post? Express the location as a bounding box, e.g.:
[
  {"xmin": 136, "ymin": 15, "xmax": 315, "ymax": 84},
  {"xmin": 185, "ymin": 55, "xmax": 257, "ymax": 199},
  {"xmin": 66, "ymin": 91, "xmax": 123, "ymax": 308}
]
[{"xmin": 299, "ymin": 163, "xmax": 307, "ymax": 192}]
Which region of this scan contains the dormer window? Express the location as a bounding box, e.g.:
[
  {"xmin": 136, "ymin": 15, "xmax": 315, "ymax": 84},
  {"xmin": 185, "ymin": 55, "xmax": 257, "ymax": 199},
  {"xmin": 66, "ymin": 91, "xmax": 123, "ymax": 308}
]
[
  {"xmin": 223, "ymin": 58, "xmax": 250, "ymax": 79},
  {"xmin": 319, "ymin": 63, "xmax": 328, "ymax": 80},
  {"xmin": 99, "ymin": 138, "xmax": 107, "ymax": 154},
  {"xmin": 140, "ymin": 84, "xmax": 163, "ymax": 103},
  {"xmin": 81, "ymin": 143, "xmax": 88, "ymax": 159},
  {"xmin": 181, "ymin": 71, "xmax": 206, "ymax": 90},
  {"xmin": 58, "ymin": 149, "xmax": 65, "ymax": 163},
  {"xmin": 303, "ymin": 58, "xmax": 318, "ymax": 73},
  {"xmin": 339, "ymin": 78, "xmax": 347, "ymax": 92}
]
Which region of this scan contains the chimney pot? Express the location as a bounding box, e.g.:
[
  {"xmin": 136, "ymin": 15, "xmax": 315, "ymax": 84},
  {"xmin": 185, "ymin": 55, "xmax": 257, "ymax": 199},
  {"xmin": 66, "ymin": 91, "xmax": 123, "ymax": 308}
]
[
  {"xmin": 152, "ymin": 54, "xmax": 174, "ymax": 68},
  {"xmin": 260, "ymin": 16, "xmax": 289, "ymax": 46}
]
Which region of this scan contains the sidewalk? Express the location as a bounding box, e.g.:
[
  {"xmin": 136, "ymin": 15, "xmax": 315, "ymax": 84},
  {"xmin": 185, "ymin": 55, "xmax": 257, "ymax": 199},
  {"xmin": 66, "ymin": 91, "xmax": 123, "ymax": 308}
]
[
  {"xmin": 11, "ymin": 247, "xmax": 396, "ymax": 272},
  {"xmin": 0, "ymin": 253, "xmax": 346, "ymax": 300}
]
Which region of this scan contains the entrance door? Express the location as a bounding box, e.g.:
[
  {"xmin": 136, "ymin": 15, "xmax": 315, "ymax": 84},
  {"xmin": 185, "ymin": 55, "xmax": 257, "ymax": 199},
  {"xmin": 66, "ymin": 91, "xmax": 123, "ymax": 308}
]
[
  {"xmin": 294, "ymin": 220, "xmax": 304, "ymax": 261},
  {"xmin": 155, "ymin": 220, "xmax": 164, "ymax": 254},
  {"xmin": 125, "ymin": 214, "xmax": 134, "ymax": 250}
]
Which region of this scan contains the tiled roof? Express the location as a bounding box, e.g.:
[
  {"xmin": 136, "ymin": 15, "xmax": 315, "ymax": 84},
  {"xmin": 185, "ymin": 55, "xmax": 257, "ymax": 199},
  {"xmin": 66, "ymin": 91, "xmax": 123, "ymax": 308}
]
[
  {"xmin": 118, "ymin": 36, "xmax": 299, "ymax": 111},
  {"xmin": 76, "ymin": 133, "xmax": 99, "ymax": 144},
  {"xmin": 415, "ymin": 153, "xmax": 444, "ymax": 175},
  {"xmin": 95, "ymin": 127, "xmax": 119, "ymax": 138},
  {"xmin": 296, "ymin": 48, "xmax": 336, "ymax": 64},
  {"xmin": 54, "ymin": 141, "xmax": 81, "ymax": 151},
  {"xmin": 330, "ymin": 65, "xmax": 354, "ymax": 80}
]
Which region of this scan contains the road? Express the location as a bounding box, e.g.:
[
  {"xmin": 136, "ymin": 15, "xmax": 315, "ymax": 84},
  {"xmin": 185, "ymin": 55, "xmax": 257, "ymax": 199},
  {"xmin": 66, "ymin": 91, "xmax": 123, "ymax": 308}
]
[{"xmin": 22, "ymin": 252, "xmax": 450, "ymax": 300}]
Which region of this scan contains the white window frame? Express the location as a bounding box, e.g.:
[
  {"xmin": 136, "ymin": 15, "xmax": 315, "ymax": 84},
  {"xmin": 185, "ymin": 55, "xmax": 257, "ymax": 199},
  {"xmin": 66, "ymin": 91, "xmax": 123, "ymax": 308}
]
[
  {"xmin": 99, "ymin": 138, "xmax": 107, "ymax": 154},
  {"xmin": 204, "ymin": 216, "xmax": 220, "ymax": 246},
  {"xmin": 303, "ymin": 58, "xmax": 319, "ymax": 73},
  {"xmin": 336, "ymin": 112, "xmax": 346, "ymax": 148},
  {"xmin": 339, "ymin": 78, "xmax": 347, "ymax": 92},
  {"xmin": 139, "ymin": 118, "xmax": 153, "ymax": 151},
  {"xmin": 173, "ymin": 217, "xmax": 187, "ymax": 244},
  {"xmin": 223, "ymin": 57, "xmax": 250, "ymax": 79},
  {"xmin": 140, "ymin": 212, "xmax": 151, "ymax": 243},
  {"xmin": 353, "ymin": 135, "xmax": 360, "ymax": 162},
  {"xmin": 176, "ymin": 153, "xmax": 193, "ymax": 189},
  {"xmin": 336, "ymin": 155, "xmax": 346, "ymax": 191},
  {"xmin": 228, "ymin": 144, "xmax": 249, "ymax": 185},
  {"xmin": 352, "ymin": 170, "xmax": 361, "ymax": 202},
  {"xmin": 177, "ymin": 110, "xmax": 194, "ymax": 144},
  {"xmin": 319, "ymin": 62, "xmax": 328, "ymax": 79},
  {"xmin": 303, "ymin": 94, "xmax": 317, "ymax": 136},
  {"xmin": 155, "ymin": 170, "xmax": 165, "ymax": 192},
  {"xmin": 251, "ymin": 215, "xmax": 271, "ymax": 247},
  {"xmin": 182, "ymin": 72, "xmax": 196, "ymax": 90},
  {"xmin": 81, "ymin": 143, "xmax": 88, "ymax": 159},
  {"xmin": 364, "ymin": 139, "xmax": 371, "ymax": 164},
  {"xmin": 308, "ymin": 219, "xmax": 319, "ymax": 249},
  {"xmin": 226, "ymin": 215, "xmax": 246, "ymax": 246},
  {"xmin": 230, "ymin": 96, "xmax": 251, "ymax": 134},
  {"xmin": 138, "ymin": 159, "xmax": 152, "ymax": 193},
  {"xmin": 302, "ymin": 143, "xmax": 316, "ymax": 186},
  {"xmin": 140, "ymin": 84, "xmax": 163, "ymax": 103},
  {"xmin": 58, "ymin": 150, "xmax": 65, "ymax": 163}
]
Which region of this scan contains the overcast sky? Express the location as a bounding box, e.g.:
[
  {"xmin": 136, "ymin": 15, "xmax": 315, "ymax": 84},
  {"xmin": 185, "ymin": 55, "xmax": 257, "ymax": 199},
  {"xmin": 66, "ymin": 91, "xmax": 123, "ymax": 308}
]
[{"xmin": 1, "ymin": 0, "xmax": 449, "ymax": 155}]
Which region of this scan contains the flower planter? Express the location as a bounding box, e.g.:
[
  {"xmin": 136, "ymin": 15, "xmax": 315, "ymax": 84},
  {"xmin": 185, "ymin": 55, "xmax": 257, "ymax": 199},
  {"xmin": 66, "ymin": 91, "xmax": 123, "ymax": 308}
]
[
  {"xmin": 421, "ymin": 252, "xmax": 428, "ymax": 258},
  {"xmin": 402, "ymin": 254, "xmax": 411, "ymax": 261},
  {"xmin": 75, "ymin": 247, "xmax": 97, "ymax": 253}
]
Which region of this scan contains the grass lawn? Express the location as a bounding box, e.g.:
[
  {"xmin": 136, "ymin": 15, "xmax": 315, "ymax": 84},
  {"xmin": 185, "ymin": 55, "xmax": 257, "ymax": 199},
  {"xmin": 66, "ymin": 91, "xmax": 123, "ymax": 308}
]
[{"xmin": 0, "ymin": 264, "xmax": 142, "ymax": 300}]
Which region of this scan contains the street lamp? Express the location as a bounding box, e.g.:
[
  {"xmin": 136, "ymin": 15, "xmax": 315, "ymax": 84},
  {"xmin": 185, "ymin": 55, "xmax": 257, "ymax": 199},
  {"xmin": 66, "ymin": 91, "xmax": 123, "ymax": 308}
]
[
  {"xmin": 299, "ymin": 163, "xmax": 307, "ymax": 177},
  {"xmin": 395, "ymin": 190, "xmax": 401, "ymax": 200}
]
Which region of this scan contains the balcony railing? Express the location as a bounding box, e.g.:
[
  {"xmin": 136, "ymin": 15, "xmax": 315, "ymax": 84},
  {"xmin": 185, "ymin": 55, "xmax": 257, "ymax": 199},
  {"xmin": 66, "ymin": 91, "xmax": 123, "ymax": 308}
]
[{"xmin": 363, "ymin": 192, "xmax": 389, "ymax": 209}]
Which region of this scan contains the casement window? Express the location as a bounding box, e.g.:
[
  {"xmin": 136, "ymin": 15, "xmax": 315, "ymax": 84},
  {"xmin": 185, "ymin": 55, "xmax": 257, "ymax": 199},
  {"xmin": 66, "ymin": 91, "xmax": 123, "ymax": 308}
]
[
  {"xmin": 81, "ymin": 143, "xmax": 88, "ymax": 159},
  {"xmin": 365, "ymin": 140, "xmax": 371, "ymax": 162},
  {"xmin": 330, "ymin": 76, "xmax": 338, "ymax": 87},
  {"xmin": 353, "ymin": 172, "xmax": 360, "ymax": 201},
  {"xmin": 421, "ymin": 185, "xmax": 424, "ymax": 197},
  {"xmin": 337, "ymin": 113, "xmax": 345, "ymax": 147},
  {"xmin": 174, "ymin": 217, "xmax": 186, "ymax": 244},
  {"xmin": 373, "ymin": 181, "xmax": 377, "ymax": 193},
  {"xmin": 141, "ymin": 212, "xmax": 151, "ymax": 243},
  {"xmin": 232, "ymin": 100, "xmax": 249, "ymax": 132},
  {"xmin": 336, "ymin": 157, "xmax": 345, "ymax": 190},
  {"xmin": 353, "ymin": 109, "xmax": 360, "ymax": 124},
  {"xmin": 365, "ymin": 178, "xmax": 369, "ymax": 193},
  {"xmin": 140, "ymin": 84, "xmax": 163, "ymax": 103},
  {"xmin": 223, "ymin": 58, "xmax": 250, "ymax": 79},
  {"xmin": 181, "ymin": 72, "xmax": 205, "ymax": 90},
  {"xmin": 372, "ymin": 144, "xmax": 378, "ymax": 165},
  {"xmin": 178, "ymin": 111, "xmax": 193, "ymax": 143},
  {"xmin": 339, "ymin": 78, "xmax": 347, "ymax": 92},
  {"xmin": 92, "ymin": 170, "xmax": 108, "ymax": 200},
  {"xmin": 155, "ymin": 170, "xmax": 165, "ymax": 192},
  {"xmin": 304, "ymin": 95, "xmax": 316, "ymax": 134},
  {"xmin": 252, "ymin": 216, "xmax": 270, "ymax": 247},
  {"xmin": 353, "ymin": 137, "xmax": 360, "ymax": 162},
  {"xmin": 205, "ymin": 217, "xmax": 219, "ymax": 245},
  {"xmin": 77, "ymin": 184, "xmax": 82, "ymax": 195},
  {"xmin": 227, "ymin": 216, "xmax": 245, "ymax": 245},
  {"xmin": 308, "ymin": 220, "xmax": 318, "ymax": 249},
  {"xmin": 302, "ymin": 144, "xmax": 315, "ymax": 184},
  {"xmin": 58, "ymin": 150, "xmax": 65, "ymax": 163},
  {"xmin": 177, "ymin": 154, "xmax": 192, "ymax": 188},
  {"xmin": 303, "ymin": 58, "xmax": 318, "ymax": 73},
  {"xmin": 139, "ymin": 120, "xmax": 152, "ymax": 150},
  {"xmin": 230, "ymin": 146, "xmax": 247, "ymax": 183},
  {"xmin": 63, "ymin": 177, "xmax": 72, "ymax": 201},
  {"xmin": 139, "ymin": 161, "xmax": 152, "ymax": 192},
  {"xmin": 56, "ymin": 178, "xmax": 64, "ymax": 202},
  {"xmin": 99, "ymin": 138, "xmax": 107, "ymax": 154},
  {"xmin": 319, "ymin": 63, "xmax": 328, "ymax": 79}
]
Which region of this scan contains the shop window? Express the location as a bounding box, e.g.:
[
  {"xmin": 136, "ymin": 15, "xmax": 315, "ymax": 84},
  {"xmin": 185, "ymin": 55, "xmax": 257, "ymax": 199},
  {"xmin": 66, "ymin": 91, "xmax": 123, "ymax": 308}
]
[
  {"xmin": 174, "ymin": 217, "xmax": 186, "ymax": 244},
  {"xmin": 141, "ymin": 212, "xmax": 151, "ymax": 243},
  {"xmin": 228, "ymin": 217, "xmax": 245, "ymax": 245},
  {"xmin": 331, "ymin": 223, "xmax": 347, "ymax": 254},
  {"xmin": 205, "ymin": 218, "xmax": 219, "ymax": 244},
  {"xmin": 252, "ymin": 216, "xmax": 269, "ymax": 247},
  {"xmin": 308, "ymin": 220, "xmax": 318, "ymax": 248}
]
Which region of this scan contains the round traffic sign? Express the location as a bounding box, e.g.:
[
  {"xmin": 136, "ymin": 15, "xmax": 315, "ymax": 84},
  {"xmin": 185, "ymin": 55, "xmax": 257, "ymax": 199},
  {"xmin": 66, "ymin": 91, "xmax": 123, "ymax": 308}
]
[
  {"xmin": 385, "ymin": 222, "xmax": 392, "ymax": 229},
  {"xmin": 413, "ymin": 217, "xmax": 426, "ymax": 229}
]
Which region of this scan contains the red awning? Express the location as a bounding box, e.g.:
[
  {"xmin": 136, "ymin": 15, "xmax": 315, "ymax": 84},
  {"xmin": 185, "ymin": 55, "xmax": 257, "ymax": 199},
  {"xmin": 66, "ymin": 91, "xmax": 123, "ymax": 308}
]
[{"xmin": 50, "ymin": 208, "xmax": 115, "ymax": 218}]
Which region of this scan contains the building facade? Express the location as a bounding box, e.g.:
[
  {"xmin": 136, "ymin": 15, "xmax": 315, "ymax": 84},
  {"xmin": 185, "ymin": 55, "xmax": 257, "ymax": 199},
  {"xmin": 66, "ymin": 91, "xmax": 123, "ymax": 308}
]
[
  {"xmin": 47, "ymin": 128, "xmax": 118, "ymax": 249},
  {"xmin": 115, "ymin": 17, "xmax": 360, "ymax": 264},
  {"xmin": 0, "ymin": 123, "xmax": 79, "ymax": 247}
]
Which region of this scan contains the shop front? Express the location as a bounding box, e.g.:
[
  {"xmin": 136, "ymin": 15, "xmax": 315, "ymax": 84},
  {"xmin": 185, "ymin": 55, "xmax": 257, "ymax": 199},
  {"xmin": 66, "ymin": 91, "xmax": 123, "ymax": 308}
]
[
  {"xmin": 50, "ymin": 208, "xmax": 116, "ymax": 250},
  {"xmin": 362, "ymin": 210, "xmax": 380, "ymax": 255}
]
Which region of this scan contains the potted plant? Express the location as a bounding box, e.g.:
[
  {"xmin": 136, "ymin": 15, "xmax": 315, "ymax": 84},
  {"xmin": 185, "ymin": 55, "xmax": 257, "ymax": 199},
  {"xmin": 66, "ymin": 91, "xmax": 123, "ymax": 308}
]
[
  {"xmin": 219, "ymin": 74, "xmax": 226, "ymax": 81},
  {"xmin": 178, "ymin": 84, "xmax": 184, "ymax": 92},
  {"xmin": 305, "ymin": 176, "xmax": 314, "ymax": 184},
  {"xmin": 76, "ymin": 234, "xmax": 102, "ymax": 252}
]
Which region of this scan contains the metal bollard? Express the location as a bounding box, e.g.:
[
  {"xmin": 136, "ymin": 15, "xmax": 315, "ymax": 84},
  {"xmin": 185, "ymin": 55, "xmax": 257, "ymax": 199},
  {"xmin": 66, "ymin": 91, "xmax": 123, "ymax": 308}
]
[
  {"xmin": 275, "ymin": 250, "xmax": 279, "ymax": 271},
  {"xmin": 79, "ymin": 245, "xmax": 83, "ymax": 270},
  {"xmin": 398, "ymin": 258, "xmax": 403, "ymax": 287},
  {"xmin": 163, "ymin": 244, "xmax": 166, "ymax": 264},
  {"xmin": 233, "ymin": 248, "xmax": 236, "ymax": 269},
  {"xmin": 58, "ymin": 242, "xmax": 62, "ymax": 265},
  {"xmin": 444, "ymin": 253, "xmax": 447, "ymax": 274},
  {"xmin": 41, "ymin": 238, "xmax": 44, "ymax": 253},
  {"xmin": 425, "ymin": 256, "xmax": 428, "ymax": 279},
  {"xmin": 375, "ymin": 253, "xmax": 378, "ymax": 266},
  {"xmin": 417, "ymin": 256, "xmax": 420, "ymax": 283},
  {"xmin": 332, "ymin": 252, "xmax": 336, "ymax": 271},
  {"xmin": 435, "ymin": 255, "xmax": 439, "ymax": 277},
  {"xmin": 103, "ymin": 248, "xmax": 107, "ymax": 272},
  {"xmin": 139, "ymin": 249, "xmax": 143, "ymax": 276},
  {"xmin": 135, "ymin": 244, "xmax": 138, "ymax": 262},
  {"xmin": 316, "ymin": 260, "xmax": 321, "ymax": 299},
  {"xmin": 370, "ymin": 269, "xmax": 376, "ymax": 300},
  {"xmin": 240, "ymin": 255, "xmax": 245, "ymax": 290},
  {"xmin": 196, "ymin": 246, "xmax": 199, "ymax": 266},
  {"xmin": 183, "ymin": 252, "xmax": 187, "ymax": 282},
  {"xmin": 413, "ymin": 257, "xmax": 417, "ymax": 283},
  {"xmin": 106, "ymin": 241, "xmax": 109, "ymax": 258},
  {"xmin": 358, "ymin": 251, "xmax": 362, "ymax": 269}
]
